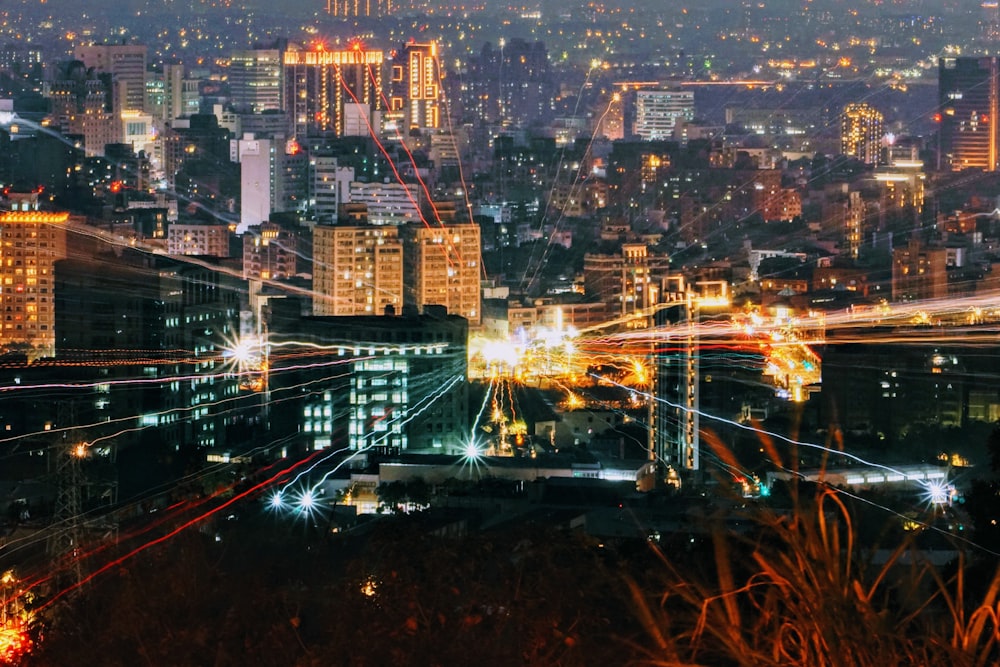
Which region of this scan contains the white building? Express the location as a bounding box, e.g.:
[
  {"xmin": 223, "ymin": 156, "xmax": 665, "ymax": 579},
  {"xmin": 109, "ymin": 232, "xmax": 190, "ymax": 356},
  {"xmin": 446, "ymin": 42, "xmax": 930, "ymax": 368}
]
[
  {"xmin": 234, "ymin": 133, "xmax": 308, "ymax": 232},
  {"xmin": 235, "ymin": 134, "xmax": 273, "ymax": 231},
  {"xmin": 635, "ymin": 89, "xmax": 695, "ymax": 141}
]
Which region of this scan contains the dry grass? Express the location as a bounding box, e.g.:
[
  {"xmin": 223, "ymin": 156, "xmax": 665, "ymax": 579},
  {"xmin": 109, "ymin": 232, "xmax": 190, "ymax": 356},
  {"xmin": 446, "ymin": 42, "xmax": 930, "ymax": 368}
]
[{"xmin": 627, "ymin": 443, "xmax": 1000, "ymax": 666}]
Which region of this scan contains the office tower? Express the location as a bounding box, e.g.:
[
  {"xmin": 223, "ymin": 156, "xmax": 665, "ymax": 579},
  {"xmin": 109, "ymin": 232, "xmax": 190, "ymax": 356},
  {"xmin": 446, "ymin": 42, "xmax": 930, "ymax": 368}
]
[
  {"xmin": 147, "ymin": 64, "xmax": 196, "ymax": 125},
  {"xmin": 326, "ymin": 0, "xmax": 393, "ymax": 18},
  {"xmin": 634, "ymin": 89, "xmax": 695, "ymax": 141},
  {"xmin": 56, "ymin": 248, "xmax": 245, "ymax": 450},
  {"xmin": 938, "ymin": 56, "xmax": 999, "ymax": 171},
  {"xmin": 267, "ymin": 299, "xmax": 469, "ymax": 455},
  {"xmin": 465, "ymin": 39, "xmax": 551, "ymax": 127},
  {"xmin": 401, "ymin": 223, "xmax": 481, "ymax": 326},
  {"xmin": 0, "ymin": 192, "xmax": 68, "ymax": 360},
  {"xmin": 229, "ymin": 49, "xmax": 283, "ymax": 114},
  {"xmin": 74, "ymin": 44, "xmax": 148, "ymax": 113},
  {"xmin": 840, "ymin": 102, "xmax": 884, "ymax": 164},
  {"xmin": 388, "ymin": 41, "xmax": 442, "ymax": 132},
  {"xmin": 312, "ymin": 224, "xmax": 403, "ymax": 316},
  {"xmin": 284, "ymin": 43, "xmax": 384, "ymax": 138}
]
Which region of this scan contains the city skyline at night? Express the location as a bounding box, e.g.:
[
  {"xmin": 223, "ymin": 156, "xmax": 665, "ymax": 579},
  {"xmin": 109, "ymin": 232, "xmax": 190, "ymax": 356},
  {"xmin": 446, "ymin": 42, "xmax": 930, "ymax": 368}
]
[{"xmin": 1, "ymin": 0, "xmax": 1000, "ymax": 664}]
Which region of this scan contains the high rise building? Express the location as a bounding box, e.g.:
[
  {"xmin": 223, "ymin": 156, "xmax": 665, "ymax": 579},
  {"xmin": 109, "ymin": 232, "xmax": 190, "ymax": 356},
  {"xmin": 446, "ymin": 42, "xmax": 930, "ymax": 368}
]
[
  {"xmin": 634, "ymin": 89, "xmax": 695, "ymax": 141},
  {"xmin": 388, "ymin": 41, "xmax": 443, "ymax": 132},
  {"xmin": 464, "ymin": 39, "xmax": 551, "ymax": 128},
  {"xmin": 229, "ymin": 49, "xmax": 284, "ymax": 114},
  {"xmin": 267, "ymin": 299, "xmax": 469, "ymax": 455},
  {"xmin": 938, "ymin": 56, "xmax": 1000, "ymax": 171},
  {"xmin": 312, "ymin": 224, "xmax": 404, "ymax": 316},
  {"xmin": 284, "ymin": 43, "xmax": 384, "ymax": 138},
  {"xmin": 401, "ymin": 223, "xmax": 481, "ymax": 326},
  {"xmin": 145, "ymin": 63, "xmax": 197, "ymax": 127},
  {"xmin": 840, "ymin": 102, "xmax": 884, "ymax": 165},
  {"xmin": 47, "ymin": 61, "xmax": 120, "ymax": 157},
  {"xmin": 55, "ymin": 248, "xmax": 245, "ymax": 450},
  {"xmin": 74, "ymin": 44, "xmax": 148, "ymax": 113},
  {"xmin": 0, "ymin": 192, "xmax": 68, "ymax": 360},
  {"xmin": 583, "ymin": 243, "xmax": 671, "ymax": 325}
]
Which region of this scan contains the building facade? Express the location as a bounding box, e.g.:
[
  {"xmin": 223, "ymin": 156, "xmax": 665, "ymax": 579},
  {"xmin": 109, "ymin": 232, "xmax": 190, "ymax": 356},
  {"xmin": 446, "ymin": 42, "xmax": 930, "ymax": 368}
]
[
  {"xmin": 401, "ymin": 223, "xmax": 481, "ymax": 326},
  {"xmin": 267, "ymin": 300, "xmax": 469, "ymax": 455},
  {"xmin": 284, "ymin": 44, "xmax": 384, "ymax": 138},
  {"xmin": 74, "ymin": 44, "xmax": 148, "ymax": 113},
  {"xmin": 229, "ymin": 49, "xmax": 284, "ymax": 114},
  {"xmin": 840, "ymin": 102, "xmax": 884, "ymax": 165},
  {"xmin": 167, "ymin": 223, "xmax": 231, "ymax": 257},
  {"xmin": 0, "ymin": 193, "xmax": 67, "ymax": 360},
  {"xmin": 635, "ymin": 89, "xmax": 695, "ymax": 141},
  {"xmin": 312, "ymin": 224, "xmax": 404, "ymax": 316},
  {"xmin": 388, "ymin": 41, "xmax": 442, "ymax": 132},
  {"xmin": 938, "ymin": 56, "xmax": 1000, "ymax": 171}
]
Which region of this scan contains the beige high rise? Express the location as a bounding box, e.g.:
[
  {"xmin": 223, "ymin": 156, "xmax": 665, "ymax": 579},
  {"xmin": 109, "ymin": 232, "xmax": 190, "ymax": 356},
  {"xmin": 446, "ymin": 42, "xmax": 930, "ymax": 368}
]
[
  {"xmin": 312, "ymin": 225, "xmax": 403, "ymax": 316},
  {"xmin": 0, "ymin": 194, "xmax": 68, "ymax": 360}
]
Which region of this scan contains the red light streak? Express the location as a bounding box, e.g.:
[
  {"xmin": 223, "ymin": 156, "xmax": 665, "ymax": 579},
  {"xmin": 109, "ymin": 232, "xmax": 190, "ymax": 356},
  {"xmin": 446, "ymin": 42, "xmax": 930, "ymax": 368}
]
[{"xmin": 37, "ymin": 450, "xmax": 327, "ymax": 610}]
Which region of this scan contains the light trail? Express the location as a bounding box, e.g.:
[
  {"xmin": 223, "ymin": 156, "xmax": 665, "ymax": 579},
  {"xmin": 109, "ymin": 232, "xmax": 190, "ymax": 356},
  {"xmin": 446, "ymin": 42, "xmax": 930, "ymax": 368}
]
[{"xmin": 34, "ymin": 449, "xmax": 329, "ymax": 610}]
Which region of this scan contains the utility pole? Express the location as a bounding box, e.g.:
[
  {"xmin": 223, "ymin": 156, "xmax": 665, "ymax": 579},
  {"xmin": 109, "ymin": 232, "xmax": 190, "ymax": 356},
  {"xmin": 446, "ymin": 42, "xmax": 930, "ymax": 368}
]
[{"xmin": 47, "ymin": 400, "xmax": 85, "ymax": 588}]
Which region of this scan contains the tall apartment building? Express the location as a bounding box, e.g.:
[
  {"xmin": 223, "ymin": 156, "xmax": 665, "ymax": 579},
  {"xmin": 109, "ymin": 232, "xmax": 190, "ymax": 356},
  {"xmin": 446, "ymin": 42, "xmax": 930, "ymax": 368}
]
[
  {"xmin": 938, "ymin": 56, "xmax": 999, "ymax": 171},
  {"xmin": 229, "ymin": 49, "xmax": 283, "ymax": 114},
  {"xmin": 583, "ymin": 243, "xmax": 671, "ymax": 325},
  {"xmin": 401, "ymin": 223, "xmax": 481, "ymax": 326},
  {"xmin": 388, "ymin": 41, "xmax": 442, "ymax": 132},
  {"xmin": 74, "ymin": 44, "xmax": 148, "ymax": 113},
  {"xmin": 635, "ymin": 89, "xmax": 695, "ymax": 141},
  {"xmin": 284, "ymin": 44, "xmax": 384, "ymax": 138},
  {"xmin": 0, "ymin": 193, "xmax": 68, "ymax": 360},
  {"xmin": 840, "ymin": 102, "xmax": 884, "ymax": 165},
  {"xmin": 312, "ymin": 224, "xmax": 403, "ymax": 316}
]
